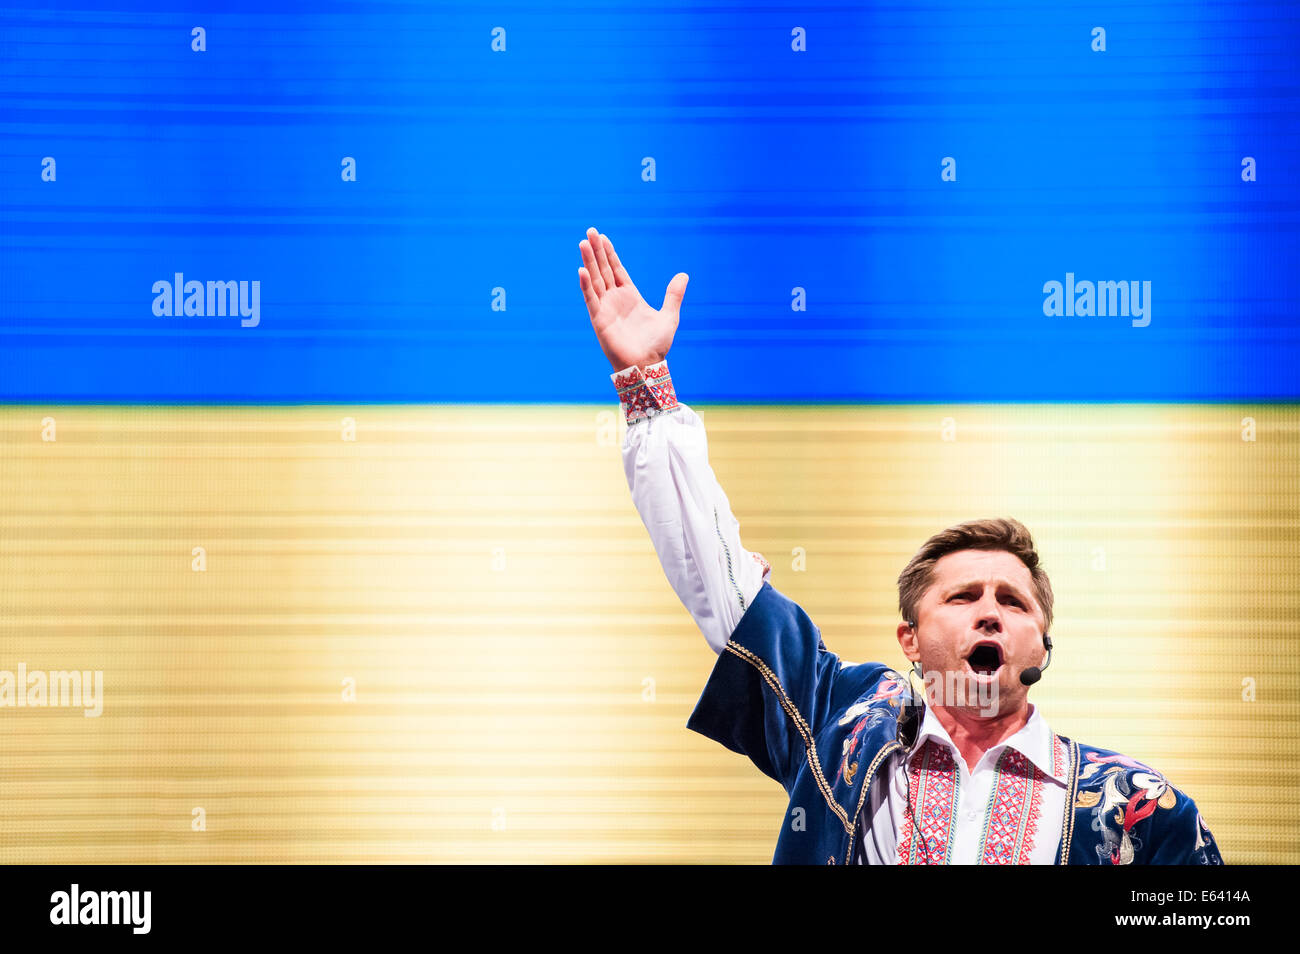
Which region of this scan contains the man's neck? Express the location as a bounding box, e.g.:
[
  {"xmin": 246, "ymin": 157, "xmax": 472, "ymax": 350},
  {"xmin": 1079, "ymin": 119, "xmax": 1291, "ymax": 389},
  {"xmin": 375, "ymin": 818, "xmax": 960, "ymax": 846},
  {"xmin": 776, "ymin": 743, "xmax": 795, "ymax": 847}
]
[{"xmin": 931, "ymin": 701, "xmax": 1032, "ymax": 774}]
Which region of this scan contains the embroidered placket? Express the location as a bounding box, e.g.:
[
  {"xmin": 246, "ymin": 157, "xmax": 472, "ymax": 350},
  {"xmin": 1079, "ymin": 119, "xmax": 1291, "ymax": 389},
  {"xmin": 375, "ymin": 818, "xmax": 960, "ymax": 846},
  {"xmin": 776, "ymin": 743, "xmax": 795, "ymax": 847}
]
[
  {"xmin": 898, "ymin": 740, "xmax": 960, "ymax": 865},
  {"xmin": 977, "ymin": 748, "xmax": 1046, "ymax": 865},
  {"xmin": 898, "ymin": 736, "xmax": 1059, "ymax": 865}
]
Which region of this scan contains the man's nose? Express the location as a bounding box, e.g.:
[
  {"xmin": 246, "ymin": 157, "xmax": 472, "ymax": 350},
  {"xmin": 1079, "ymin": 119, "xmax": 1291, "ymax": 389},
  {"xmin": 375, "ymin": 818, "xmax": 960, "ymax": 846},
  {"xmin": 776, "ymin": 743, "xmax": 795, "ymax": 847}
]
[{"xmin": 974, "ymin": 594, "xmax": 1003, "ymax": 630}]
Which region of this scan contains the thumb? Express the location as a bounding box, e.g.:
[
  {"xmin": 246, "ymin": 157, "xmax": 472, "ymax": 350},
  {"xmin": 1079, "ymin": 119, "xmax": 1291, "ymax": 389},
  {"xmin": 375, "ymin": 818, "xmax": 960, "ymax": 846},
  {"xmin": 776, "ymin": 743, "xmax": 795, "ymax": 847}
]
[{"xmin": 661, "ymin": 272, "xmax": 689, "ymax": 319}]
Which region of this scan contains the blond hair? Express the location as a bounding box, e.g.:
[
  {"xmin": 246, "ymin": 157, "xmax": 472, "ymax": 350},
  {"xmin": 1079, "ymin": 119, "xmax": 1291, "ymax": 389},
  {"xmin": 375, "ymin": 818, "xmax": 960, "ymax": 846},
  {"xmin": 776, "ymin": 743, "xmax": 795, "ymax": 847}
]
[{"xmin": 897, "ymin": 517, "xmax": 1054, "ymax": 634}]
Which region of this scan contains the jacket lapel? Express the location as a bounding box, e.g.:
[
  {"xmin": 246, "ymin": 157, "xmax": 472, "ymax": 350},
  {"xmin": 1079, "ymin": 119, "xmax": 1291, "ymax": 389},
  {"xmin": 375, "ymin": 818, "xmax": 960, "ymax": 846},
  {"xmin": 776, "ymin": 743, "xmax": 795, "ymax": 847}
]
[{"xmin": 1055, "ymin": 736, "xmax": 1080, "ymax": 864}]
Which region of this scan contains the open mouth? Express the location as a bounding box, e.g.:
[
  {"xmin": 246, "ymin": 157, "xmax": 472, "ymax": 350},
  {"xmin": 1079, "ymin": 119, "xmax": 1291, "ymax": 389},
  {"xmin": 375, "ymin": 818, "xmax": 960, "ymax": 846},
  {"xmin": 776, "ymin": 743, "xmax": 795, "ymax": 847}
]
[{"xmin": 965, "ymin": 641, "xmax": 1004, "ymax": 676}]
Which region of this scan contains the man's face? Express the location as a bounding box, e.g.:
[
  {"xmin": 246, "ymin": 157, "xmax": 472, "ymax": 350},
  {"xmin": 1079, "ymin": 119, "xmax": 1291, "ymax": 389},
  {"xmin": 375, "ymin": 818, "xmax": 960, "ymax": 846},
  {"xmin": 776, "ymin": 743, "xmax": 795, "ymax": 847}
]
[{"xmin": 897, "ymin": 548, "xmax": 1048, "ymax": 717}]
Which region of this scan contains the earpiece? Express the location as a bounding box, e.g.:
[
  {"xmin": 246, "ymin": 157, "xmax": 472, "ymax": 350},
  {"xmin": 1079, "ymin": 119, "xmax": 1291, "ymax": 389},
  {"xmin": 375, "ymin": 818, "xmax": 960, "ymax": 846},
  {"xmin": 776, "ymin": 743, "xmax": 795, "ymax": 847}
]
[{"xmin": 1019, "ymin": 634, "xmax": 1053, "ymax": 686}]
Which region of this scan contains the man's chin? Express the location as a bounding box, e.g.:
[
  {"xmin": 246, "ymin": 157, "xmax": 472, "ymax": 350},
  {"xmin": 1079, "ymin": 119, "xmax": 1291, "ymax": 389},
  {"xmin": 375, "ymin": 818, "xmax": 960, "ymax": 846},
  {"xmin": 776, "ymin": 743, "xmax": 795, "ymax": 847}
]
[{"xmin": 920, "ymin": 665, "xmax": 1005, "ymax": 716}]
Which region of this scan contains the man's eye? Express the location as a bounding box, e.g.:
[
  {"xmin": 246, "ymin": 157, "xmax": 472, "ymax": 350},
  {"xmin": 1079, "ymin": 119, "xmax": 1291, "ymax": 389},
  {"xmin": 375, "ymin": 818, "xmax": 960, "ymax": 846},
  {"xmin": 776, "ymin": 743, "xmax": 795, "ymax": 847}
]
[{"xmin": 1003, "ymin": 596, "xmax": 1025, "ymax": 608}]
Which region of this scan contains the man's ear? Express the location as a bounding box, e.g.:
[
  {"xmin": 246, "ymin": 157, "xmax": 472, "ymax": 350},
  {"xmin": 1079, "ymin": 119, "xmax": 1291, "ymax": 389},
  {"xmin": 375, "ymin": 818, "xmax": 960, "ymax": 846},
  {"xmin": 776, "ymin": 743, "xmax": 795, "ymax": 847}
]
[{"xmin": 896, "ymin": 621, "xmax": 920, "ymax": 662}]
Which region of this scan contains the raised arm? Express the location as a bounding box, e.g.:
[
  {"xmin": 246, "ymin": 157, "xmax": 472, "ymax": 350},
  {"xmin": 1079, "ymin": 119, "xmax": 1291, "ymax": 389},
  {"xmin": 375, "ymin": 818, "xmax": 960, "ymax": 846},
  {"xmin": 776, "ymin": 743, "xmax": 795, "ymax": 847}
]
[{"xmin": 579, "ymin": 228, "xmax": 770, "ymax": 653}]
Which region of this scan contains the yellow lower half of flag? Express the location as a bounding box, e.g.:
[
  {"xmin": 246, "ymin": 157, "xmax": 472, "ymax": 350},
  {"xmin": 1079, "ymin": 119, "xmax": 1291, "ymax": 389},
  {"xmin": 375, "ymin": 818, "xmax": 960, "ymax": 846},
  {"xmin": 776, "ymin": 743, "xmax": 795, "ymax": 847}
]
[{"xmin": 0, "ymin": 404, "xmax": 1294, "ymax": 863}]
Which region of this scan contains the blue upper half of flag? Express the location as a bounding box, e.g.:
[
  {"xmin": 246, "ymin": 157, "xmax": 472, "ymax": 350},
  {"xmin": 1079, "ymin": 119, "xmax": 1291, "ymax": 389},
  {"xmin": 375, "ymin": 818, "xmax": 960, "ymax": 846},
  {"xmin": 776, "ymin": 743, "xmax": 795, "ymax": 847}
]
[{"xmin": 1, "ymin": 1, "xmax": 1296, "ymax": 402}]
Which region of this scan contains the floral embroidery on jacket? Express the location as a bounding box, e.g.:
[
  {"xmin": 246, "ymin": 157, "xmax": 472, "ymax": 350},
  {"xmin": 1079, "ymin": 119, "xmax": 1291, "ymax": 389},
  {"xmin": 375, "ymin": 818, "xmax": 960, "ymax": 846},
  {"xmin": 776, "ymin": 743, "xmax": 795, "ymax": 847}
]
[{"xmin": 1077, "ymin": 753, "xmax": 1179, "ymax": 865}]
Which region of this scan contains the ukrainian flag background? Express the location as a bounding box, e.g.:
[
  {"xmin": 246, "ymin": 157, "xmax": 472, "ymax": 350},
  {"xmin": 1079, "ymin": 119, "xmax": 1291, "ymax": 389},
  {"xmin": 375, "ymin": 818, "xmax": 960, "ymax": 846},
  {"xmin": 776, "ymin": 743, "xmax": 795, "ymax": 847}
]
[{"xmin": 1, "ymin": 2, "xmax": 1296, "ymax": 864}]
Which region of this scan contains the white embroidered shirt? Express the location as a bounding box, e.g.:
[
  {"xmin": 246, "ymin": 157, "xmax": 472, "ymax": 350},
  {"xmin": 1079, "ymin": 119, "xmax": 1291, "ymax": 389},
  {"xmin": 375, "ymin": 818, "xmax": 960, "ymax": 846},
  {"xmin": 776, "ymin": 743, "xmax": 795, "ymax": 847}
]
[{"xmin": 612, "ymin": 359, "xmax": 1068, "ymax": 864}]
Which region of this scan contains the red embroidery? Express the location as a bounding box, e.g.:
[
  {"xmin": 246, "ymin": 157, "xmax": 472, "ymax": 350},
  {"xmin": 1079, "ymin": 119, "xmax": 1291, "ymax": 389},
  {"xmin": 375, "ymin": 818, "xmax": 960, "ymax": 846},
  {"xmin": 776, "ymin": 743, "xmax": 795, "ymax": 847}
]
[
  {"xmin": 610, "ymin": 360, "xmax": 678, "ymax": 423},
  {"xmin": 898, "ymin": 740, "xmax": 959, "ymax": 865},
  {"xmin": 979, "ymin": 748, "xmax": 1046, "ymax": 865},
  {"xmin": 1052, "ymin": 734, "xmax": 1065, "ymax": 779},
  {"xmin": 1122, "ymin": 789, "xmax": 1159, "ymax": 831}
]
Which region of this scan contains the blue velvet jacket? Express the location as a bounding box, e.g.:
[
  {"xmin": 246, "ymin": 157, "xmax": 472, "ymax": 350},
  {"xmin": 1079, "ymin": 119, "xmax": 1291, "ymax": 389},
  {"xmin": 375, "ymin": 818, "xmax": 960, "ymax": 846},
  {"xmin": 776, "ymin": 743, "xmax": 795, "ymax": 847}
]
[{"xmin": 686, "ymin": 580, "xmax": 1225, "ymax": 865}]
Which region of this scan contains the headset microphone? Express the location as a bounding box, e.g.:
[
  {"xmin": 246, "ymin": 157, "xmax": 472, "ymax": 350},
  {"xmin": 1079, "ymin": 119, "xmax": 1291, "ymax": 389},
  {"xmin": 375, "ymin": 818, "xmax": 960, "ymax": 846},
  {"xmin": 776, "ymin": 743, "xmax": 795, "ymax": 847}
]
[{"xmin": 1019, "ymin": 634, "xmax": 1053, "ymax": 686}]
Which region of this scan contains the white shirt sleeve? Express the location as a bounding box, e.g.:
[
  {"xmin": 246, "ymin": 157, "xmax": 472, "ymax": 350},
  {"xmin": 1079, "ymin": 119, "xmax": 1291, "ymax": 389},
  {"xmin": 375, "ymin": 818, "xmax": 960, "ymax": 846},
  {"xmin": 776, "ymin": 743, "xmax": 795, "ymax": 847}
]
[{"xmin": 612, "ymin": 360, "xmax": 771, "ymax": 655}]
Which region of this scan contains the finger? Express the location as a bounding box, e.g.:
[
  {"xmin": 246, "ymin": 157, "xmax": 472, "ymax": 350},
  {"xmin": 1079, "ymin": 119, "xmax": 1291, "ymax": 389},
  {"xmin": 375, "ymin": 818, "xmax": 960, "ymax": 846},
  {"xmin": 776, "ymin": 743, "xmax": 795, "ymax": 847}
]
[
  {"xmin": 588, "ymin": 226, "xmax": 616, "ymax": 291},
  {"xmin": 577, "ymin": 266, "xmax": 599, "ymax": 319},
  {"xmin": 579, "ymin": 238, "xmax": 605, "ymax": 297},
  {"xmin": 601, "ymin": 233, "xmax": 636, "ymax": 290}
]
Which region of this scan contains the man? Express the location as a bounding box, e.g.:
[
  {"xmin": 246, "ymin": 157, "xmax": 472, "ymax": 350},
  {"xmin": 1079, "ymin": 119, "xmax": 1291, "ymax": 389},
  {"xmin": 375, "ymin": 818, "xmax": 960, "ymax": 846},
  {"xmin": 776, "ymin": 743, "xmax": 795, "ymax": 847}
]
[{"xmin": 577, "ymin": 227, "xmax": 1224, "ymax": 865}]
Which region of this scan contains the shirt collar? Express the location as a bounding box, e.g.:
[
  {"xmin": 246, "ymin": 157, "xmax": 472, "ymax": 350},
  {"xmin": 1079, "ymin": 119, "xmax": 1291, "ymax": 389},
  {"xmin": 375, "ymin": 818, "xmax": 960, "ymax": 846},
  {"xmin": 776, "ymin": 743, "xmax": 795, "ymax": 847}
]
[{"xmin": 914, "ymin": 702, "xmax": 1066, "ymax": 783}]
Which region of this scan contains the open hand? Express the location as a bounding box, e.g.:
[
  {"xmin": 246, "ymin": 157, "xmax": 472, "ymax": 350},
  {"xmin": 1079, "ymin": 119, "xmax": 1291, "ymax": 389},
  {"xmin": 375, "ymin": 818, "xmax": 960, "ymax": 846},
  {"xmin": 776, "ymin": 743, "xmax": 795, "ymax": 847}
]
[{"xmin": 578, "ymin": 227, "xmax": 688, "ymax": 373}]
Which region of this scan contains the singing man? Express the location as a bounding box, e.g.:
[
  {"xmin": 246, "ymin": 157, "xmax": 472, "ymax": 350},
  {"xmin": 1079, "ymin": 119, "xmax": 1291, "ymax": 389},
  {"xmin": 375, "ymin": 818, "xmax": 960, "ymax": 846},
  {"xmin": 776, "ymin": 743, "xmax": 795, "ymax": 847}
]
[{"xmin": 578, "ymin": 227, "xmax": 1223, "ymax": 865}]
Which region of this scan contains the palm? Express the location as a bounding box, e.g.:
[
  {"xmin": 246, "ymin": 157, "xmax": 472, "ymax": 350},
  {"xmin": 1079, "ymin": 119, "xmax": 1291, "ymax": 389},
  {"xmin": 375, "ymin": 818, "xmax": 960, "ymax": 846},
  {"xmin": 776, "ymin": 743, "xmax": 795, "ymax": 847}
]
[
  {"xmin": 591, "ymin": 286, "xmax": 672, "ymax": 371},
  {"xmin": 578, "ymin": 228, "xmax": 688, "ymax": 373}
]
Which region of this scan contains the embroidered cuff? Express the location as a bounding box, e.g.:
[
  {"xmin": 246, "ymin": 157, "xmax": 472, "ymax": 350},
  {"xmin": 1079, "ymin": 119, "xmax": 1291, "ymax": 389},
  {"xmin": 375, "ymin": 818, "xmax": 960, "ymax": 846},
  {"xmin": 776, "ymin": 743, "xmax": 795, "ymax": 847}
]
[{"xmin": 610, "ymin": 359, "xmax": 679, "ymax": 424}]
